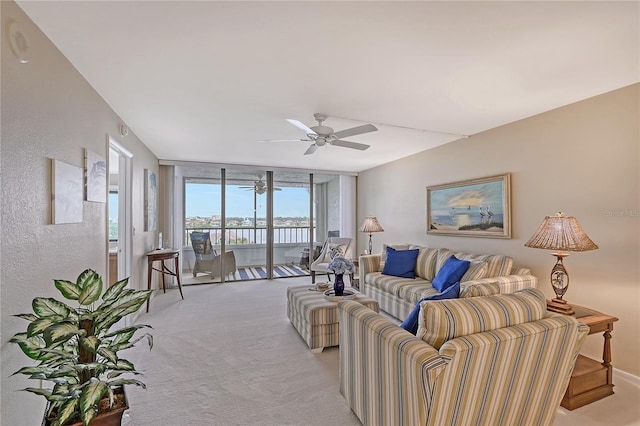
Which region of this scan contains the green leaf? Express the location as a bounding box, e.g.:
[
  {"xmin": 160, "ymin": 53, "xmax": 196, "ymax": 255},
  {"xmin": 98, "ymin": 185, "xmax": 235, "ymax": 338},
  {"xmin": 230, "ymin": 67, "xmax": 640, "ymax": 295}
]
[
  {"xmin": 79, "ymin": 335, "xmax": 100, "ymax": 353},
  {"xmin": 77, "ymin": 270, "xmax": 103, "ymax": 306},
  {"xmin": 103, "ymin": 324, "xmax": 152, "ymax": 339},
  {"xmin": 108, "ymin": 378, "xmax": 146, "ymax": 389},
  {"xmin": 10, "ymin": 333, "xmax": 46, "ymax": 360},
  {"xmin": 97, "ymin": 347, "xmax": 118, "ymax": 364},
  {"xmin": 14, "ymin": 313, "xmax": 38, "ymax": 321},
  {"xmin": 32, "ymin": 298, "xmax": 72, "ymax": 318},
  {"xmin": 43, "ymin": 322, "xmax": 80, "ymax": 346},
  {"xmin": 27, "ymin": 316, "xmax": 64, "ymax": 337},
  {"xmin": 51, "ymin": 398, "xmax": 79, "ymax": 426},
  {"xmin": 79, "ymin": 380, "xmax": 108, "ymax": 424},
  {"xmin": 102, "ymin": 278, "xmax": 129, "ymax": 302},
  {"xmin": 54, "ymin": 279, "xmax": 81, "ymax": 300},
  {"xmin": 22, "ymin": 387, "xmax": 53, "ymax": 399},
  {"xmin": 13, "ymin": 366, "xmax": 53, "ymax": 377}
]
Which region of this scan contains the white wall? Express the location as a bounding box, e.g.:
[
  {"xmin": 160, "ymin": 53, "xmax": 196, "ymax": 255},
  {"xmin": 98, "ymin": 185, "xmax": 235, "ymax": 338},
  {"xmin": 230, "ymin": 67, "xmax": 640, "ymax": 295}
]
[
  {"xmin": 357, "ymin": 84, "xmax": 639, "ymax": 376},
  {"xmin": 1, "ymin": 2, "xmax": 160, "ymax": 424}
]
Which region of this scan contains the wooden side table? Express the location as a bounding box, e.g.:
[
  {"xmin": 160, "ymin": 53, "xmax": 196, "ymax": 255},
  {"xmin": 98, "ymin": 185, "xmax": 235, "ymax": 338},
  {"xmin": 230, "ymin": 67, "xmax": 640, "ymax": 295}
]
[
  {"xmin": 146, "ymin": 249, "xmax": 185, "ymax": 312},
  {"xmin": 561, "ymin": 304, "xmax": 618, "ymax": 410},
  {"xmin": 350, "ymin": 258, "xmax": 359, "ymax": 289}
]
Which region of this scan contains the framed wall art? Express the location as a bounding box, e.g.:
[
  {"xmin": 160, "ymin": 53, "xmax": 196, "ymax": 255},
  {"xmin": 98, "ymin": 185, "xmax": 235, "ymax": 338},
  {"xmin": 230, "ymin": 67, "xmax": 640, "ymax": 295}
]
[
  {"xmin": 52, "ymin": 159, "xmax": 83, "ymax": 224},
  {"xmin": 427, "ymin": 173, "xmax": 511, "ymax": 238},
  {"xmin": 84, "ymin": 149, "xmax": 106, "ymax": 202},
  {"xmin": 144, "ymin": 168, "xmax": 157, "ymax": 231}
]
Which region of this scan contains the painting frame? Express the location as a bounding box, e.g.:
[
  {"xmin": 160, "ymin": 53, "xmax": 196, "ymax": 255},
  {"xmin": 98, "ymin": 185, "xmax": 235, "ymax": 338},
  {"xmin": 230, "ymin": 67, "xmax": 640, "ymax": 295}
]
[
  {"xmin": 84, "ymin": 149, "xmax": 106, "ymax": 203},
  {"xmin": 427, "ymin": 173, "xmax": 511, "ymax": 239},
  {"xmin": 144, "ymin": 168, "xmax": 157, "ymax": 231},
  {"xmin": 52, "ymin": 159, "xmax": 84, "ymax": 224}
]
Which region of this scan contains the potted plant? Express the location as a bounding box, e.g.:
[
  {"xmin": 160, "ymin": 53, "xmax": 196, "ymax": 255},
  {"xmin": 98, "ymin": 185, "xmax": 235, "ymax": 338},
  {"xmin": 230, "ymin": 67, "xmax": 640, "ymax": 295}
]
[
  {"xmin": 327, "ymin": 256, "xmax": 354, "ymax": 296},
  {"xmin": 10, "ymin": 269, "xmax": 153, "ymax": 426}
]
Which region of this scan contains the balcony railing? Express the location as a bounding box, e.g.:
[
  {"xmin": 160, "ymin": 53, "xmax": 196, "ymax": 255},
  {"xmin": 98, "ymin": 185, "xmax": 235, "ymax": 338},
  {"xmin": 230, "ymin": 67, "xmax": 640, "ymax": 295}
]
[{"xmin": 185, "ymin": 226, "xmax": 313, "ymax": 247}]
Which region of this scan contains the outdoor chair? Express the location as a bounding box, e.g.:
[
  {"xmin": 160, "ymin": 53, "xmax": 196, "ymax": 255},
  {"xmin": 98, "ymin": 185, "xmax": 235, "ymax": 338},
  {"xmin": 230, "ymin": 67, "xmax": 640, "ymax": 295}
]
[
  {"xmin": 191, "ymin": 231, "xmax": 216, "ymax": 277},
  {"xmin": 310, "ymin": 237, "xmax": 353, "ymax": 284}
]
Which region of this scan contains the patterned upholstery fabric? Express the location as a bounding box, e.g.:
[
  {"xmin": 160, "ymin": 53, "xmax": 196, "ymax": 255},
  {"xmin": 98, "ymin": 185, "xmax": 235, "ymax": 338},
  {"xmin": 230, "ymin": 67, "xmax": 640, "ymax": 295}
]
[
  {"xmin": 452, "ymin": 251, "xmax": 514, "ymax": 277},
  {"xmin": 417, "ymin": 288, "xmax": 547, "ymax": 350},
  {"xmin": 338, "ymin": 296, "xmax": 589, "ymax": 426},
  {"xmin": 359, "ymin": 247, "xmax": 537, "ymax": 320},
  {"xmin": 460, "ymin": 260, "xmax": 488, "ymax": 282},
  {"xmin": 459, "ymin": 281, "xmax": 501, "ymax": 298},
  {"xmin": 414, "ymin": 247, "xmax": 441, "ymax": 280},
  {"xmin": 287, "ymin": 286, "xmax": 378, "ymax": 352}
]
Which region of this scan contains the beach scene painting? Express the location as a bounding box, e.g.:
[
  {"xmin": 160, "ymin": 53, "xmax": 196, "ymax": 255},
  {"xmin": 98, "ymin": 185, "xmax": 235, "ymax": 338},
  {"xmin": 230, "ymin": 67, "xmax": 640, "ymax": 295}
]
[{"xmin": 427, "ymin": 174, "xmax": 511, "ymax": 238}]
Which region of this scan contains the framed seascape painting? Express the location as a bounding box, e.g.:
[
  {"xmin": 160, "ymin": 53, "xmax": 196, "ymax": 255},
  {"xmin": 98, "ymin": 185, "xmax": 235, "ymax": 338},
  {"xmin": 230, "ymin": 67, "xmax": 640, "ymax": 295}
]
[{"xmin": 427, "ymin": 173, "xmax": 511, "ymax": 238}]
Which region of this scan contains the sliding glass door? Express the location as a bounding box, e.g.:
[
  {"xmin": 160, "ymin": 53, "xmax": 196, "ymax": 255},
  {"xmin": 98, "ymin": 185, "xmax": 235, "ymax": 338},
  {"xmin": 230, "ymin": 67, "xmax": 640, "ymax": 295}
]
[{"xmin": 177, "ymin": 163, "xmax": 350, "ymax": 284}]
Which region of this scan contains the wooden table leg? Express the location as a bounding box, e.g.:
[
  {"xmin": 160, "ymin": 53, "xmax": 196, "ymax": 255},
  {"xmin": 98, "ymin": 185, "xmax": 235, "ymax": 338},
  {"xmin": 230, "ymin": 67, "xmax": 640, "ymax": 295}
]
[
  {"xmin": 146, "ymin": 259, "xmax": 153, "ymax": 312},
  {"xmin": 161, "ymin": 260, "xmax": 167, "ymax": 293},
  {"xmin": 603, "ymin": 329, "xmax": 613, "ymax": 383},
  {"xmin": 175, "ymin": 256, "xmax": 184, "ymax": 300}
]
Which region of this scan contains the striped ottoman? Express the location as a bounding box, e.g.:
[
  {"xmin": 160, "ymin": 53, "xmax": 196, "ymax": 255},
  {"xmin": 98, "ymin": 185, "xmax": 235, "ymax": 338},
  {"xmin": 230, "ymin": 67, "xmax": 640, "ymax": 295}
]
[{"xmin": 287, "ymin": 285, "xmax": 379, "ymax": 353}]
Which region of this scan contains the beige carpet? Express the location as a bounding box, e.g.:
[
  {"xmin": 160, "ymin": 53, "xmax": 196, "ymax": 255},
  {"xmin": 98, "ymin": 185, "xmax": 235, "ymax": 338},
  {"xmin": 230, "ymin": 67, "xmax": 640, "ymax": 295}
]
[
  {"xmin": 125, "ymin": 277, "xmax": 640, "ymax": 426},
  {"xmin": 125, "ymin": 277, "xmax": 360, "ymax": 425}
]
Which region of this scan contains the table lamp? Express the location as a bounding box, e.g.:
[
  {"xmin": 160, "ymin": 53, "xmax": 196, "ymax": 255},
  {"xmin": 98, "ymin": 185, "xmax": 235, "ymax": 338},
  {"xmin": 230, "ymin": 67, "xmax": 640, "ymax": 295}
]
[
  {"xmin": 525, "ymin": 212, "xmax": 598, "ymax": 314},
  {"xmin": 360, "ymin": 216, "xmax": 384, "ymax": 255}
]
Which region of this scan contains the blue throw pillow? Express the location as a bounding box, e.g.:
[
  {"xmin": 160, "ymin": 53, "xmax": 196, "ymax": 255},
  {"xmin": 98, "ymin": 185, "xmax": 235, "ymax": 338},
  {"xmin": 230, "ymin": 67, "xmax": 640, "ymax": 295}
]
[
  {"xmin": 400, "ymin": 282, "xmax": 460, "ymax": 335},
  {"xmin": 382, "ymin": 247, "xmax": 419, "ymax": 278},
  {"xmin": 432, "ymin": 255, "xmax": 471, "ymax": 292}
]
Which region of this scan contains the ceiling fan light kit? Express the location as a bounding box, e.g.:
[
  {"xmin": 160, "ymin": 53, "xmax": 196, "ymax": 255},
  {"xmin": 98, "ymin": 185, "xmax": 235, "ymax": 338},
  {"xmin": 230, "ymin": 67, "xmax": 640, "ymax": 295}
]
[{"xmin": 263, "ymin": 113, "xmax": 378, "ymax": 155}]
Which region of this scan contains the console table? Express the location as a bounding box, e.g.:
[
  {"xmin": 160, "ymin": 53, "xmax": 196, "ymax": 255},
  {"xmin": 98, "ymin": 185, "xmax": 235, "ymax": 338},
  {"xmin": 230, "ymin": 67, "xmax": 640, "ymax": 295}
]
[
  {"xmin": 146, "ymin": 249, "xmax": 184, "ymax": 312},
  {"xmin": 561, "ymin": 304, "xmax": 618, "ymax": 410}
]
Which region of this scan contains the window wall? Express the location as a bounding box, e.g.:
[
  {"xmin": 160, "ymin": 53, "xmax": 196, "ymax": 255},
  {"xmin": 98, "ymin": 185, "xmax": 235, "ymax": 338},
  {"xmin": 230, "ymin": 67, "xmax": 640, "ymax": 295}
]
[{"xmin": 169, "ymin": 163, "xmax": 355, "ymax": 284}]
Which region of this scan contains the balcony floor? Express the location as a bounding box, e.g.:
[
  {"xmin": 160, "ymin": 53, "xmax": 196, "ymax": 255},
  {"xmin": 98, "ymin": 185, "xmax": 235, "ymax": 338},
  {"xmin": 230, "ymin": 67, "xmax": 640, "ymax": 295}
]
[{"xmin": 182, "ymin": 263, "xmax": 318, "ymax": 285}]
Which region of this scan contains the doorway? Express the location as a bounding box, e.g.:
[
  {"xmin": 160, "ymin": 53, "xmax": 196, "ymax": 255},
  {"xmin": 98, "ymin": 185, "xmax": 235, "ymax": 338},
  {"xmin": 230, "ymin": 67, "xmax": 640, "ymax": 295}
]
[{"xmin": 108, "ymin": 138, "xmax": 133, "ymax": 286}]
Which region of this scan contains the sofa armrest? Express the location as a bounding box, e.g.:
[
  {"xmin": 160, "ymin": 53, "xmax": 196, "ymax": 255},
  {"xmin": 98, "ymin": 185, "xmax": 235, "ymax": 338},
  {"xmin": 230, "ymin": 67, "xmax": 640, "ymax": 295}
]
[
  {"xmin": 358, "ymin": 254, "xmax": 382, "ymax": 289},
  {"xmin": 338, "ymin": 300, "xmax": 447, "ymax": 426},
  {"xmin": 462, "ymin": 273, "xmax": 538, "ymax": 294}
]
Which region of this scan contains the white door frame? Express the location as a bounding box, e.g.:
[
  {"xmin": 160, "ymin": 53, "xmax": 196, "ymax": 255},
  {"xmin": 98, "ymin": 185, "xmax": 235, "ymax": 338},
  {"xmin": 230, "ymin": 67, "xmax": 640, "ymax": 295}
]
[{"xmin": 108, "ymin": 136, "xmax": 133, "ymax": 283}]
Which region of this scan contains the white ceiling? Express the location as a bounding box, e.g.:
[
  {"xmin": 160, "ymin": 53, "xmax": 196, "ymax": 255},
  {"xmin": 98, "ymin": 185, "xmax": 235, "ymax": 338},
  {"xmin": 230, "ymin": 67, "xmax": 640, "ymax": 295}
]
[{"xmin": 16, "ymin": 1, "xmax": 639, "ymax": 173}]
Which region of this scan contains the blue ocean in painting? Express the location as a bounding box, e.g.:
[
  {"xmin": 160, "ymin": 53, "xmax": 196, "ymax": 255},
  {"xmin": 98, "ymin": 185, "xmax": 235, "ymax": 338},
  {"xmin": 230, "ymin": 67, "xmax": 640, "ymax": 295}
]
[{"xmin": 432, "ymin": 212, "xmax": 504, "ymax": 229}]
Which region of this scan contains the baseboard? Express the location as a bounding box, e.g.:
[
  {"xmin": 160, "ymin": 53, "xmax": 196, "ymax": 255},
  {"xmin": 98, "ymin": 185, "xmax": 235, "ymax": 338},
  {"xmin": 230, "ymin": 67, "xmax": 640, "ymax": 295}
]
[{"xmin": 613, "ymin": 367, "xmax": 640, "ymax": 388}]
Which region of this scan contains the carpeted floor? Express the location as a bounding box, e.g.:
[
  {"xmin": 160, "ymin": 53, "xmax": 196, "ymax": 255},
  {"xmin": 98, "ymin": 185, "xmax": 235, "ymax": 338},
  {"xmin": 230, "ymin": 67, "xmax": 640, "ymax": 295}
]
[
  {"xmin": 125, "ymin": 277, "xmax": 360, "ymax": 425},
  {"xmin": 125, "ymin": 277, "xmax": 640, "ymax": 426}
]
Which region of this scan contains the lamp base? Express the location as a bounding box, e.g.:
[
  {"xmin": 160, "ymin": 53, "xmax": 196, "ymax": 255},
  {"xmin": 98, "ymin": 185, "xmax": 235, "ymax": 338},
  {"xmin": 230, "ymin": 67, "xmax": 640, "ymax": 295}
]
[{"xmin": 547, "ymin": 298, "xmax": 575, "ymax": 315}]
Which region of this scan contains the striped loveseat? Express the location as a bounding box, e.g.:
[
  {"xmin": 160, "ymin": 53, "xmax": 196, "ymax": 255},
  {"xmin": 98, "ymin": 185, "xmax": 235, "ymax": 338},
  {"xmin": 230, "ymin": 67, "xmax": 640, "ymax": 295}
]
[
  {"xmin": 359, "ymin": 245, "xmax": 537, "ymax": 320},
  {"xmin": 338, "ymin": 288, "xmax": 588, "ymax": 426}
]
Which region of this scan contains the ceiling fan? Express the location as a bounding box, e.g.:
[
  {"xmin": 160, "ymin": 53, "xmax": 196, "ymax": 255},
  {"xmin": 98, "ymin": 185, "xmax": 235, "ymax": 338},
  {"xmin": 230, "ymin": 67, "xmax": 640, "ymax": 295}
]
[
  {"xmin": 261, "ymin": 113, "xmax": 377, "ymax": 155},
  {"xmin": 239, "ymin": 176, "xmax": 282, "ymax": 195}
]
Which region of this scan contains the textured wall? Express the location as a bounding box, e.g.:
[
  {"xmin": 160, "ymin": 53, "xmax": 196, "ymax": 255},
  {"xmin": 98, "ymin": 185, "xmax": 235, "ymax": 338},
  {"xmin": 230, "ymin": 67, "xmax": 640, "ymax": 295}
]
[
  {"xmin": 1, "ymin": 2, "xmax": 159, "ymax": 424},
  {"xmin": 357, "ymin": 84, "xmax": 639, "ymax": 376}
]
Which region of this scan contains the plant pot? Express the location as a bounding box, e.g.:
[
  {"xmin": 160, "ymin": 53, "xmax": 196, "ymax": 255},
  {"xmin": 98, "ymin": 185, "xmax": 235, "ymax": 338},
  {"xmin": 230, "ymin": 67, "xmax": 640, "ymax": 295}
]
[{"xmin": 42, "ymin": 386, "xmax": 129, "ymax": 426}]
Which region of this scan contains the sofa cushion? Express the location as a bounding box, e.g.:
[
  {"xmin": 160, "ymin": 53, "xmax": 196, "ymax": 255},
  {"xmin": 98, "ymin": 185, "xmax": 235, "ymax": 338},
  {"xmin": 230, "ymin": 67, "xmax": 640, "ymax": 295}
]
[
  {"xmin": 460, "ymin": 281, "xmax": 501, "ymax": 298},
  {"xmin": 460, "ymin": 260, "xmax": 488, "ymax": 282},
  {"xmin": 432, "ymin": 255, "xmax": 470, "ymax": 292},
  {"xmin": 452, "ymin": 251, "xmax": 514, "ymax": 277},
  {"xmin": 414, "ymin": 247, "xmax": 441, "ymax": 281},
  {"xmin": 400, "ymin": 282, "xmax": 460, "ymax": 334},
  {"xmin": 382, "ymin": 247, "xmax": 419, "ymax": 278},
  {"xmin": 367, "ymin": 272, "xmax": 430, "ymax": 298},
  {"xmin": 417, "ymin": 287, "xmax": 547, "ymax": 349}
]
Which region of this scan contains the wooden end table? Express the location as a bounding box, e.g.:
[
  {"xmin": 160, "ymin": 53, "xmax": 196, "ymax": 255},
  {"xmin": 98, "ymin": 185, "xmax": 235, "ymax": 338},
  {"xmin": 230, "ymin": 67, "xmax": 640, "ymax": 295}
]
[
  {"xmin": 561, "ymin": 303, "xmax": 618, "ymax": 410},
  {"xmin": 146, "ymin": 249, "xmax": 185, "ymax": 312}
]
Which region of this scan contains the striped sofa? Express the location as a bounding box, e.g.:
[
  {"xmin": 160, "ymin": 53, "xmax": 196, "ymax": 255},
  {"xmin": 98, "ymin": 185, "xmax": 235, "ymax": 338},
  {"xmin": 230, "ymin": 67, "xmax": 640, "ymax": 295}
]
[
  {"xmin": 359, "ymin": 245, "xmax": 538, "ymax": 320},
  {"xmin": 338, "ymin": 288, "xmax": 589, "ymax": 426}
]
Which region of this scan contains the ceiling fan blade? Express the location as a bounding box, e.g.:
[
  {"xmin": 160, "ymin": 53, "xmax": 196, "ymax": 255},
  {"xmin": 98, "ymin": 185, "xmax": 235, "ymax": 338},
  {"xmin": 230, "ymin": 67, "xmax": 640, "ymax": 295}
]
[
  {"xmin": 332, "ymin": 140, "xmax": 371, "ymax": 151},
  {"xmin": 274, "ymin": 187, "xmax": 282, "ymax": 191},
  {"xmin": 332, "ymin": 123, "xmax": 377, "ymax": 139},
  {"xmin": 304, "ymin": 144, "xmax": 318, "ymax": 155},
  {"xmin": 258, "ymin": 139, "xmax": 308, "ymax": 143},
  {"xmin": 287, "ymin": 119, "xmax": 317, "ymax": 135}
]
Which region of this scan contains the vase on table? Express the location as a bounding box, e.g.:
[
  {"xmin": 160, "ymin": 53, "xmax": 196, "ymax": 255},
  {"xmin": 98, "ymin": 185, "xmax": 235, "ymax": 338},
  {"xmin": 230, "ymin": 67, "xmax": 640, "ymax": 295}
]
[{"xmin": 334, "ymin": 273, "xmax": 345, "ymax": 296}]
